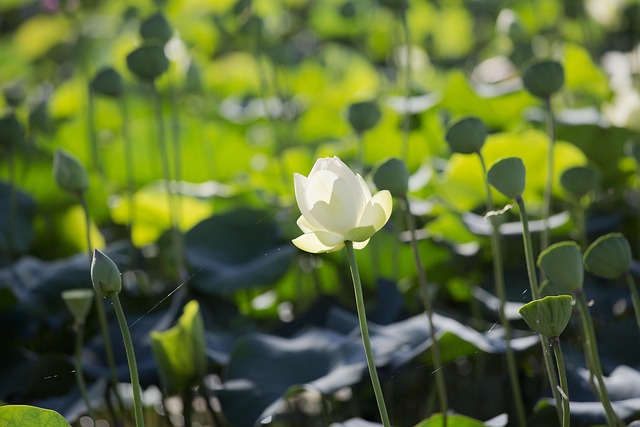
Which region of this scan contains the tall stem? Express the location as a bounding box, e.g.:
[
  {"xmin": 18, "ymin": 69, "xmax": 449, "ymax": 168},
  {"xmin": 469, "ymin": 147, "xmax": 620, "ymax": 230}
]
[
  {"xmin": 110, "ymin": 293, "xmax": 145, "ymax": 427},
  {"xmin": 74, "ymin": 321, "xmax": 96, "ymax": 420},
  {"xmin": 7, "ymin": 147, "xmax": 16, "ymax": 259},
  {"xmin": 400, "ymin": 11, "xmax": 411, "ymax": 162},
  {"xmin": 551, "ymin": 338, "xmax": 570, "ymax": 427},
  {"xmin": 575, "ymin": 292, "xmax": 621, "ymax": 426},
  {"xmin": 478, "ymin": 154, "xmax": 526, "ymax": 427},
  {"xmin": 118, "ymin": 96, "xmax": 137, "ymax": 242},
  {"xmin": 401, "ymin": 194, "xmax": 448, "ymax": 423},
  {"xmin": 87, "ymin": 88, "xmax": 102, "ymax": 177},
  {"xmin": 345, "ymin": 241, "xmax": 391, "ymax": 427},
  {"xmin": 79, "ymin": 194, "xmax": 124, "ymax": 418},
  {"xmin": 515, "ymin": 197, "xmax": 563, "ymax": 422},
  {"xmin": 624, "ymin": 273, "xmax": 640, "ymax": 339},
  {"xmin": 541, "ymin": 97, "xmax": 556, "ymax": 252}
]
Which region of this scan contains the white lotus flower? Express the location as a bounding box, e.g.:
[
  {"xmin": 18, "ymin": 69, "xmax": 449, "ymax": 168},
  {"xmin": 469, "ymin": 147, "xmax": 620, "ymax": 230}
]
[{"xmin": 293, "ymin": 156, "xmax": 393, "ymax": 253}]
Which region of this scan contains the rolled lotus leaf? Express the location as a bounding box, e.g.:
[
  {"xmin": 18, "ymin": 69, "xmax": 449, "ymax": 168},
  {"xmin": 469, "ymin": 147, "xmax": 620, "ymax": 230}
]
[
  {"xmin": 347, "ymin": 100, "xmax": 381, "ymax": 134},
  {"xmin": 372, "ymin": 157, "xmax": 409, "ymax": 197},
  {"xmin": 560, "ymin": 165, "xmax": 600, "ymax": 200},
  {"xmin": 487, "ymin": 157, "xmax": 526, "ymax": 199},
  {"xmin": 445, "ymin": 116, "xmax": 487, "ymax": 155},
  {"xmin": 519, "ymin": 295, "xmax": 573, "ymax": 338},
  {"xmin": 583, "ymin": 233, "xmax": 632, "ymax": 280},
  {"xmin": 522, "ymin": 59, "xmax": 564, "ymax": 99},
  {"xmin": 538, "ymin": 241, "xmax": 584, "ymax": 292}
]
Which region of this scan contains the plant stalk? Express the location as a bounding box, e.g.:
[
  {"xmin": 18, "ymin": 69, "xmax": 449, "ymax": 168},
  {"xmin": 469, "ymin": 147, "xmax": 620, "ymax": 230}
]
[
  {"xmin": 111, "ymin": 292, "xmax": 145, "ymax": 427},
  {"xmin": 402, "ymin": 194, "xmax": 449, "ymax": 424},
  {"xmin": 118, "ymin": 96, "xmax": 137, "ymax": 243},
  {"xmin": 345, "ymin": 241, "xmax": 391, "ymax": 427},
  {"xmin": 479, "ymin": 154, "xmax": 526, "ymax": 427},
  {"xmin": 541, "ymin": 96, "xmax": 556, "ymax": 252},
  {"xmin": 74, "ymin": 321, "xmax": 96, "ymax": 420},
  {"xmin": 551, "ymin": 338, "xmax": 570, "ymax": 427},
  {"xmin": 400, "ymin": 10, "xmax": 411, "ymax": 162},
  {"xmin": 624, "ymin": 273, "xmax": 640, "ymax": 339}
]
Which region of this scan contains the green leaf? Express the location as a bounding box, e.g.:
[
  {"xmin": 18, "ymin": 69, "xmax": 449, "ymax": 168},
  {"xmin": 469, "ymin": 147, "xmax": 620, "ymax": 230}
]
[
  {"xmin": 413, "ymin": 412, "xmax": 485, "ymax": 427},
  {"xmin": 0, "ymin": 405, "xmax": 70, "ymax": 427}
]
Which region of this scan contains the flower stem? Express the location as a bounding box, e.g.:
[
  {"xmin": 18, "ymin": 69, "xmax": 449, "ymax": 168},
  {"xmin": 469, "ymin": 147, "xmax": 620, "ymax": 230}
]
[
  {"xmin": 541, "ymin": 96, "xmax": 556, "ymax": 252},
  {"xmin": 401, "ymin": 194, "xmax": 448, "ymax": 423},
  {"xmin": 575, "ymin": 292, "xmax": 621, "ymax": 426},
  {"xmin": 551, "ymin": 338, "xmax": 570, "ymax": 427},
  {"xmin": 345, "ymin": 241, "xmax": 391, "ymax": 427},
  {"xmin": 624, "ymin": 273, "xmax": 640, "ymax": 339},
  {"xmin": 110, "ymin": 292, "xmax": 145, "ymax": 427},
  {"xmin": 7, "ymin": 146, "xmax": 16, "ymax": 260},
  {"xmin": 515, "ymin": 197, "xmax": 563, "ymax": 423},
  {"xmin": 79, "ymin": 194, "xmax": 124, "ymax": 418},
  {"xmin": 478, "ymin": 154, "xmax": 526, "ymax": 427},
  {"xmin": 400, "ymin": 10, "xmax": 411, "ymax": 163},
  {"xmin": 118, "ymin": 95, "xmax": 137, "ymax": 244},
  {"xmin": 74, "ymin": 321, "xmax": 96, "ymax": 420}
]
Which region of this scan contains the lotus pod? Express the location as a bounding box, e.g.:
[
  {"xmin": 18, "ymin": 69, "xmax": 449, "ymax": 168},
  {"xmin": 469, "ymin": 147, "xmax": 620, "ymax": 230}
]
[
  {"xmin": 90, "ymin": 249, "xmax": 122, "ymax": 298},
  {"xmin": 519, "ymin": 295, "xmax": 573, "ymax": 338},
  {"xmin": 560, "ymin": 166, "xmax": 600, "ymax": 200},
  {"xmin": 445, "ymin": 116, "xmax": 487, "ymax": 155},
  {"xmin": 347, "ymin": 101, "xmax": 381, "ymax": 134},
  {"xmin": 91, "ymin": 67, "xmax": 123, "ymax": 98},
  {"xmin": 61, "ymin": 288, "xmax": 94, "ymax": 324},
  {"xmin": 538, "ymin": 241, "xmax": 584, "ymax": 292},
  {"xmin": 522, "ymin": 60, "xmax": 564, "ymax": 99},
  {"xmin": 583, "ymin": 233, "xmax": 632, "ymax": 280},
  {"xmin": 373, "ymin": 157, "xmax": 409, "ymax": 197},
  {"xmin": 53, "ymin": 148, "xmax": 89, "ymax": 195},
  {"xmin": 140, "ymin": 13, "xmax": 173, "ymax": 45},
  {"xmin": 487, "ymin": 157, "xmax": 526, "ymax": 199},
  {"xmin": 126, "ymin": 45, "xmax": 169, "ymax": 81}
]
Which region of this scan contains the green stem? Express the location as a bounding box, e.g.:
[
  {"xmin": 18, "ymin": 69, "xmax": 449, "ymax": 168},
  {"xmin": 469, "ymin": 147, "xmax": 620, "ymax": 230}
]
[
  {"xmin": 551, "ymin": 338, "xmax": 570, "ymax": 427},
  {"xmin": 575, "ymin": 292, "xmax": 620, "ymax": 426},
  {"xmin": 150, "ymin": 81, "xmax": 185, "ymax": 280},
  {"xmin": 7, "ymin": 147, "xmax": 16, "ymax": 259},
  {"xmin": 515, "ymin": 197, "xmax": 563, "ymax": 423},
  {"xmin": 624, "ymin": 273, "xmax": 640, "ymax": 339},
  {"xmin": 478, "ymin": 154, "xmax": 526, "ymax": 427},
  {"xmin": 79, "ymin": 194, "xmax": 124, "ymax": 417},
  {"xmin": 400, "ymin": 11, "xmax": 411, "ymax": 162},
  {"xmin": 541, "ymin": 96, "xmax": 555, "ymax": 252},
  {"xmin": 74, "ymin": 321, "xmax": 96, "ymax": 420},
  {"xmin": 402, "ymin": 194, "xmax": 448, "ymax": 424},
  {"xmin": 87, "ymin": 88, "xmax": 102, "ymax": 176},
  {"xmin": 345, "ymin": 241, "xmax": 391, "ymax": 427},
  {"xmin": 118, "ymin": 96, "xmax": 137, "ymax": 242},
  {"xmin": 110, "ymin": 292, "xmax": 145, "ymax": 427},
  {"xmin": 183, "ymin": 387, "xmax": 193, "ymax": 427},
  {"xmin": 574, "ymin": 201, "xmax": 587, "ymax": 250}
]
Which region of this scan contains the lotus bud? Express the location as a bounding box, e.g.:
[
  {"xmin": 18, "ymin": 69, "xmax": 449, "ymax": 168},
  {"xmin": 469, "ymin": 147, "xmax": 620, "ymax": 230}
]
[
  {"xmin": 29, "ymin": 101, "xmax": 52, "ymax": 133},
  {"xmin": 560, "ymin": 166, "xmax": 600, "ymax": 200},
  {"xmin": 53, "ymin": 148, "xmax": 89, "ymax": 195},
  {"xmin": 126, "ymin": 45, "xmax": 169, "ymax": 82},
  {"xmin": 372, "ymin": 157, "xmax": 409, "ymax": 197},
  {"xmin": 519, "ymin": 295, "xmax": 573, "ymax": 338},
  {"xmin": 487, "ymin": 157, "xmax": 526, "ymax": 199},
  {"xmin": 538, "ymin": 241, "xmax": 584, "ymax": 293},
  {"xmin": 522, "ymin": 59, "xmax": 564, "ymax": 99},
  {"xmin": 140, "ymin": 13, "xmax": 173, "ymax": 45},
  {"xmin": 583, "ymin": 233, "xmax": 632, "ymax": 280},
  {"xmin": 445, "ymin": 116, "xmax": 487, "ymax": 155},
  {"xmin": 91, "ymin": 249, "xmax": 122, "ymax": 298},
  {"xmin": 91, "ymin": 67, "xmax": 123, "ymax": 98},
  {"xmin": 347, "ymin": 101, "xmax": 381, "ymax": 134},
  {"xmin": 61, "ymin": 288, "xmax": 94, "ymax": 324},
  {"xmin": 0, "ymin": 113, "xmax": 24, "ymax": 149}
]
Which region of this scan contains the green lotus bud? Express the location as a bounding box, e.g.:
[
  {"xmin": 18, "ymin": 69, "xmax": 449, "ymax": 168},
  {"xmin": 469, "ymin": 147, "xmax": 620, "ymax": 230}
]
[
  {"xmin": 29, "ymin": 100, "xmax": 52, "ymax": 133},
  {"xmin": 53, "ymin": 148, "xmax": 89, "ymax": 195},
  {"xmin": 522, "ymin": 59, "xmax": 564, "ymax": 99},
  {"xmin": 151, "ymin": 300, "xmax": 207, "ymax": 395},
  {"xmin": 61, "ymin": 288, "xmax": 94, "ymax": 324},
  {"xmin": 519, "ymin": 295, "xmax": 573, "ymax": 338},
  {"xmin": 91, "ymin": 67, "xmax": 123, "ymax": 98},
  {"xmin": 3, "ymin": 81, "xmax": 26, "ymax": 108},
  {"xmin": 487, "ymin": 157, "xmax": 526, "ymax": 199},
  {"xmin": 625, "ymin": 139, "xmax": 640, "ymax": 163},
  {"xmin": 583, "ymin": 233, "xmax": 632, "ymax": 280},
  {"xmin": 444, "ymin": 116, "xmax": 487, "ymax": 155},
  {"xmin": 560, "ymin": 166, "xmax": 600, "ymax": 200},
  {"xmin": 91, "ymin": 249, "xmax": 122, "ymax": 297},
  {"xmin": 0, "ymin": 113, "xmax": 24, "ymax": 149},
  {"xmin": 126, "ymin": 45, "xmax": 169, "ymax": 82},
  {"xmin": 372, "ymin": 157, "xmax": 409, "ymax": 197},
  {"xmin": 140, "ymin": 13, "xmax": 173, "ymax": 45},
  {"xmin": 538, "ymin": 241, "xmax": 584, "ymax": 293},
  {"xmin": 347, "ymin": 101, "xmax": 381, "ymax": 134}
]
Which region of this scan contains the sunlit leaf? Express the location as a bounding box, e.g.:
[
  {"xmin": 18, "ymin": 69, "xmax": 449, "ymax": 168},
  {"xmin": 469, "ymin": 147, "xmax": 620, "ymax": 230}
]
[{"xmin": 0, "ymin": 405, "xmax": 70, "ymax": 427}]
